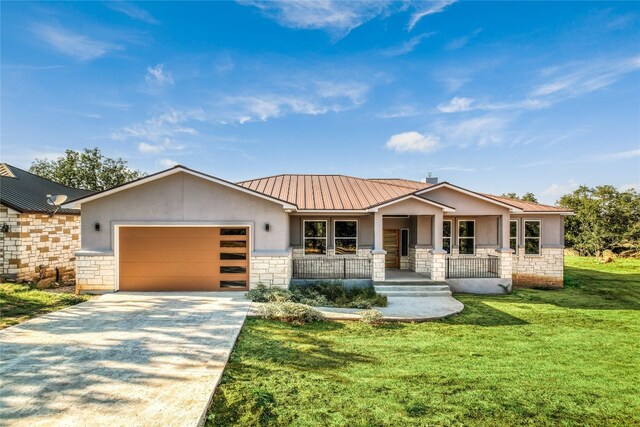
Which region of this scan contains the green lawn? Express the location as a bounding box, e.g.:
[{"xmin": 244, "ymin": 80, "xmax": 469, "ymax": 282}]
[
  {"xmin": 0, "ymin": 284, "xmax": 91, "ymax": 329},
  {"xmin": 207, "ymin": 256, "xmax": 640, "ymax": 426}
]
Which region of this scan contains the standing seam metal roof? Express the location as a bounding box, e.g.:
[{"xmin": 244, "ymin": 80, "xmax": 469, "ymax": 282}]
[{"xmin": 0, "ymin": 164, "xmax": 93, "ymax": 214}]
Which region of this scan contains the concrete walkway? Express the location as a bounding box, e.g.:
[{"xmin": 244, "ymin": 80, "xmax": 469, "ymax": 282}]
[
  {"xmin": 250, "ymin": 296, "xmax": 464, "ymax": 322},
  {"xmin": 0, "ymin": 292, "xmax": 251, "ymax": 427}
]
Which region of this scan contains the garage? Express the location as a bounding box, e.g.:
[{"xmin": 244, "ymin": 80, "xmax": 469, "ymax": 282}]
[{"xmin": 118, "ymin": 226, "xmax": 249, "ymax": 291}]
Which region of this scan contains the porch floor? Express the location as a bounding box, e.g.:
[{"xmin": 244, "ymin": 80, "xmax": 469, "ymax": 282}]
[{"xmin": 384, "ymin": 269, "xmax": 432, "ymax": 282}]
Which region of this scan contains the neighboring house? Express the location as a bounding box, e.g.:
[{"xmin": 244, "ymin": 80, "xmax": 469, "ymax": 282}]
[
  {"xmin": 0, "ymin": 163, "xmax": 93, "ymax": 285},
  {"xmin": 65, "ymin": 165, "xmax": 572, "ymax": 295}
]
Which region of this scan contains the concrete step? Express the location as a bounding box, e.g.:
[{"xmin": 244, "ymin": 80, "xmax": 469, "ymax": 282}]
[
  {"xmin": 373, "ymin": 281, "xmax": 447, "ymax": 286},
  {"xmin": 374, "ymin": 285, "xmax": 451, "ymax": 292},
  {"xmin": 376, "ymin": 290, "xmax": 453, "ymax": 297},
  {"xmin": 374, "ymin": 283, "xmax": 453, "ymax": 298}
]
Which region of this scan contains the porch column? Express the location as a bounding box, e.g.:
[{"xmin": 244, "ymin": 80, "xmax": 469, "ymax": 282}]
[
  {"xmin": 430, "ymin": 210, "xmax": 447, "ymax": 281},
  {"xmin": 433, "ymin": 211, "xmax": 443, "ymax": 251},
  {"xmin": 371, "ymin": 212, "xmax": 386, "ymax": 281},
  {"xmin": 496, "ymin": 213, "xmax": 514, "ymax": 286}
]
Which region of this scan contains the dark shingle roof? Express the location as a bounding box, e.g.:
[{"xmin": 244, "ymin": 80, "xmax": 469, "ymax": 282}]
[{"xmin": 0, "ymin": 164, "xmax": 93, "ymax": 214}]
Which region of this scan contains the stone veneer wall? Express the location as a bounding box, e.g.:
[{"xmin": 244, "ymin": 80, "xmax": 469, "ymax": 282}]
[
  {"xmin": 512, "ymin": 247, "xmax": 564, "ymax": 288},
  {"xmin": 412, "ymin": 247, "xmax": 431, "ymax": 275},
  {"xmin": 250, "ymin": 251, "xmax": 292, "ymax": 289},
  {"xmin": 76, "ymin": 254, "xmax": 116, "ymax": 293},
  {"xmin": 1, "ymin": 205, "xmax": 81, "ymax": 285}
]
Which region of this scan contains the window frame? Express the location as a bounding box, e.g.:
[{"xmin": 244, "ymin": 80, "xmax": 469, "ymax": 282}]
[
  {"xmin": 457, "ymin": 219, "xmax": 476, "ymax": 256},
  {"xmin": 443, "ymin": 219, "xmax": 452, "ymax": 254},
  {"xmin": 400, "ymin": 228, "xmax": 409, "ymax": 257},
  {"xmin": 510, "ymin": 219, "xmax": 518, "ymax": 255},
  {"xmin": 523, "ymin": 219, "xmax": 542, "ymax": 256},
  {"xmin": 303, "ymin": 219, "xmax": 328, "ymax": 256},
  {"xmin": 333, "ymin": 219, "xmax": 358, "ymax": 256}
]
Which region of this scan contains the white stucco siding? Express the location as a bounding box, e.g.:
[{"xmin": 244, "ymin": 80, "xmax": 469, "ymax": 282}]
[
  {"xmin": 80, "ymin": 172, "xmax": 290, "ymax": 252},
  {"xmin": 419, "ymin": 187, "xmax": 510, "ymax": 216}
]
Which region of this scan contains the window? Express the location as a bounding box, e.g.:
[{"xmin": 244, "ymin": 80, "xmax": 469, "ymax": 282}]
[
  {"xmin": 443, "ymin": 220, "xmax": 452, "ymax": 254},
  {"xmin": 304, "ymin": 220, "xmax": 327, "ymax": 255},
  {"xmin": 524, "ymin": 220, "xmax": 541, "ymax": 255},
  {"xmin": 334, "ymin": 220, "xmax": 357, "ymax": 255},
  {"xmin": 401, "ymin": 228, "xmax": 409, "ymax": 257},
  {"xmin": 220, "ymin": 228, "xmax": 246, "ymax": 235},
  {"xmin": 510, "ymin": 220, "xmax": 518, "ymax": 254},
  {"xmin": 458, "ymin": 220, "xmax": 475, "ymax": 255}
]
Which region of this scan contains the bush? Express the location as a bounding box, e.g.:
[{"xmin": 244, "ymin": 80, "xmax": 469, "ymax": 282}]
[
  {"xmin": 359, "ymin": 309, "xmax": 384, "ymax": 326},
  {"xmin": 246, "ymin": 282, "xmax": 388, "ymax": 309},
  {"xmin": 246, "ymin": 284, "xmax": 292, "ymax": 302},
  {"xmin": 257, "ymin": 301, "xmax": 324, "ymax": 325},
  {"xmin": 290, "ymin": 282, "xmax": 388, "ymax": 309}
]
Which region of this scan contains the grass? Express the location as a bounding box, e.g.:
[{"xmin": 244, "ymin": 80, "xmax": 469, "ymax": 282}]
[
  {"xmin": 207, "ymin": 256, "xmax": 640, "ymax": 426},
  {"xmin": 0, "ymin": 283, "xmax": 91, "ymax": 329}
]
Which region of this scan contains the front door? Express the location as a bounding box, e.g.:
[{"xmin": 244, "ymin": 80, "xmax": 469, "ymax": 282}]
[{"xmin": 383, "ymin": 229, "xmax": 399, "ymax": 268}]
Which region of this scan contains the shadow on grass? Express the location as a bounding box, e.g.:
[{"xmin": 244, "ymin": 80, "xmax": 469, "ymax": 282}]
[{"xmin": 209, "ymin": 318, "xmax": 377, "ymax": 426}]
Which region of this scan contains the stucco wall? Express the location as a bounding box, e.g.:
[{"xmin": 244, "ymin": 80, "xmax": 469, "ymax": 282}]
[
  {"xmin": 420, "ymin": 187, "xmax": 510, "ymax": 216},
  {"xmin": 289, "ymin": 215, "xmax": 374, "ymax": 248},
  {"xmin": 80, "ymin": 172, "xmax": 290, "ymax": 252},
  {"xmin": 1, "ymin": 205, "xmax": 80, "ymax": 285},
  {"xmin": 510, "ymin": 215, "xmax": 564, "ymax": 246}
]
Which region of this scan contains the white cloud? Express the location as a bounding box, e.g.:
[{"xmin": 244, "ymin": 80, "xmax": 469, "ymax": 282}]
[
  {"xmin": 218, "ymin": 80, "xmax": 369, "ymax": 123},
  {"xmin": 542, "ymin": 179, "xmax": 579, "ymax": 197},
  {"xmin": 437, "ymin": 97, "xmax": 474, "ymax": 113},
  {"xmin": 113, "ymin": 109, "xmax": 203, "ymax": 154},
  {"xmin": 239, "ymin": 1, "xmax": 455, "ymax": 38},
  {"xmin": 146, "ymin": 64, "xmax": 174, "ymax": 86},
  {"xmin": 31, "ymin": 24, "xmax": 122, "ymax": 61},
  {"xmin": 446, "ymin": 114, "xmax": 510, "ymax": 147},
  {"xmin": 157, "ymin": 158, "xmax": 179, "ymax": 168},
  {"xmin": 619, "ymin": 183, "xmax": 639, "ymax": 192},
  {"xmin": 386, "ymin": 131, "xmax": 440, "ymax": 153},
  {"xmin": 381, "ymin": 32, "xmax": 436, "ymax": 56},
  {"xmin": 407, "ymin": 0, "xmax": 456, "ymax": 31},
  {"xmin": 531, "ymin": 55, "xmax": 640, "ymax": 99},
  {"xmin": 108, "ymin": 2, "xmax": 160, "ymax": 24},
  {"xmin": 596, "ymin": 148, "xmax": 640, "ymax": 161},
  {"xmin": 377, "ymin": 105, "xmax": 420, "ymax": 119},
  {"xmin": 445, "ymin": 28, "xmax": 482, "ymax": 50}
]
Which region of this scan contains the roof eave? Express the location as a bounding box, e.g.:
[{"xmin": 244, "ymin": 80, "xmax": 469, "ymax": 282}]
[{"xmin": 62, "ymin": 166, "xmax": 298, "ymax": 210}]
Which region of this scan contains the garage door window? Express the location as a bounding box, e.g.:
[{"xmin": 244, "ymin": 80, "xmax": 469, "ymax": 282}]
[{"xmin": 221, "ymin": 228, "xmax": 246, "ymax": 235}]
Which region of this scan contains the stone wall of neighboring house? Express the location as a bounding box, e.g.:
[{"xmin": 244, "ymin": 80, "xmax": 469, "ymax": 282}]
[
  {"xmin": 1, "ymin": 205, "xmax": 81, "ymax": 285},
  {"xmin": 512, "ymin": 247, "xmax": 564, "ymax": 288}
]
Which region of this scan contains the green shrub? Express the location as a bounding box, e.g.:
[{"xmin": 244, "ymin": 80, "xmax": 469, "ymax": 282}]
[
  {"xmin": 359, "ymin": 308, "xmax": 384, "ymax": 326},
  {"xmin": 247, "ymin": 282, "xmax": 388, "ymax": 309},
  {"xmin": 246, "ymin": 284, "xmax": 292, "ymax": 302},
  {"xmin": 290, "ymin": 282, "xmax": 388, "ymax": 308},
  {"xmin": 257, "ymin": 301, "xmax": 324, "ymax": 325}
]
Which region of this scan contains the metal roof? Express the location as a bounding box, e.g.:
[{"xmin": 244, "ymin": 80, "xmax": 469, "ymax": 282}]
[
  {"xmin": 238, "ymin": 174, "xmax": 571, "ymax": 213},
  {"xmin": 0, "ymin": 164, "xmax": 93, "ymax": 214},
  {"xmin": 236, "ymin": 174, "xmax": 434, "ymax": 210}
]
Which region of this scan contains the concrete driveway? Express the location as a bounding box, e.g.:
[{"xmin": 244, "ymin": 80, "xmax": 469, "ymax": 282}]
[{"xmin": 0, "ymin": 292, "xmax": 251, "ymax": 427}]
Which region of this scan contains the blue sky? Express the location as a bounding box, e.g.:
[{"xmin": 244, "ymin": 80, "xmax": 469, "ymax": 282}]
[{"xmin": 1, "ymin": 1, "xmax": 639, "ymax": 204}]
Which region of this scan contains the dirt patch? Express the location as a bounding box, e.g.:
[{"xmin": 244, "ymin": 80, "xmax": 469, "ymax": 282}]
[
  {"xmin": 513, "ymin": 274, "xmax": 563, "ymax": 289},
  {"xmin": 43, "ymin": 285, "xmax": 76, "ymax": 294}
]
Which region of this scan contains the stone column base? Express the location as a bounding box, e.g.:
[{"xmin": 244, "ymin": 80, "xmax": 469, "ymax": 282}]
[
  {"xmin": 430, "ymin": 250, "xmax": 447, "ymax": 281},
  {"xmin": 371, "ymin": 250, "xmax": 386, "ymax": 281},
  {"xmin": 76, "ymin": 252, "xmax": 116, "ymax": 294}
]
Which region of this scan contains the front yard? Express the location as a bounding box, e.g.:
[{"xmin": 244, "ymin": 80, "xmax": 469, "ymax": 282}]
[
  {"xmin": 207, "ymin": 256, "xmax": 640, "ymax": 426},
  {"xmin": 0, "ymin": 284, "xmax": 90, "ymax": 329}
]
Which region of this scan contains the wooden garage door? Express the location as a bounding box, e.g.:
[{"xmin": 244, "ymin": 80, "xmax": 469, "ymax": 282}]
[{"xmin": 118, "ymin": 226, "xmax": 249, "ymax": 291}]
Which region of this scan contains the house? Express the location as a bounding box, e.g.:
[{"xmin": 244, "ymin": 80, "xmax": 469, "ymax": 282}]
[
  {"xmin": 64, "ymin": 165, "xmax": 572, "ymax": 294},
  {"xmin": 0, "ymin": 163, "xmax": 93, "ymax": 285}
]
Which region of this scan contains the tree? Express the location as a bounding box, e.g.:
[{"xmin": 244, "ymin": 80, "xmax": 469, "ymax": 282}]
[
  {"xmin": 30, "ymin": 148, "xmax": 144, "ymax": 191},
  {"xmin": 500, "ymin": 192, "xmax": 538, "ymax": 203},
  {"xmin": 559, "ymin": 185, "xmax": 640, "ymax": 256},
  {"xmin": 521, "ymin": 192, "xmax": 538, "ymax": 203}
]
